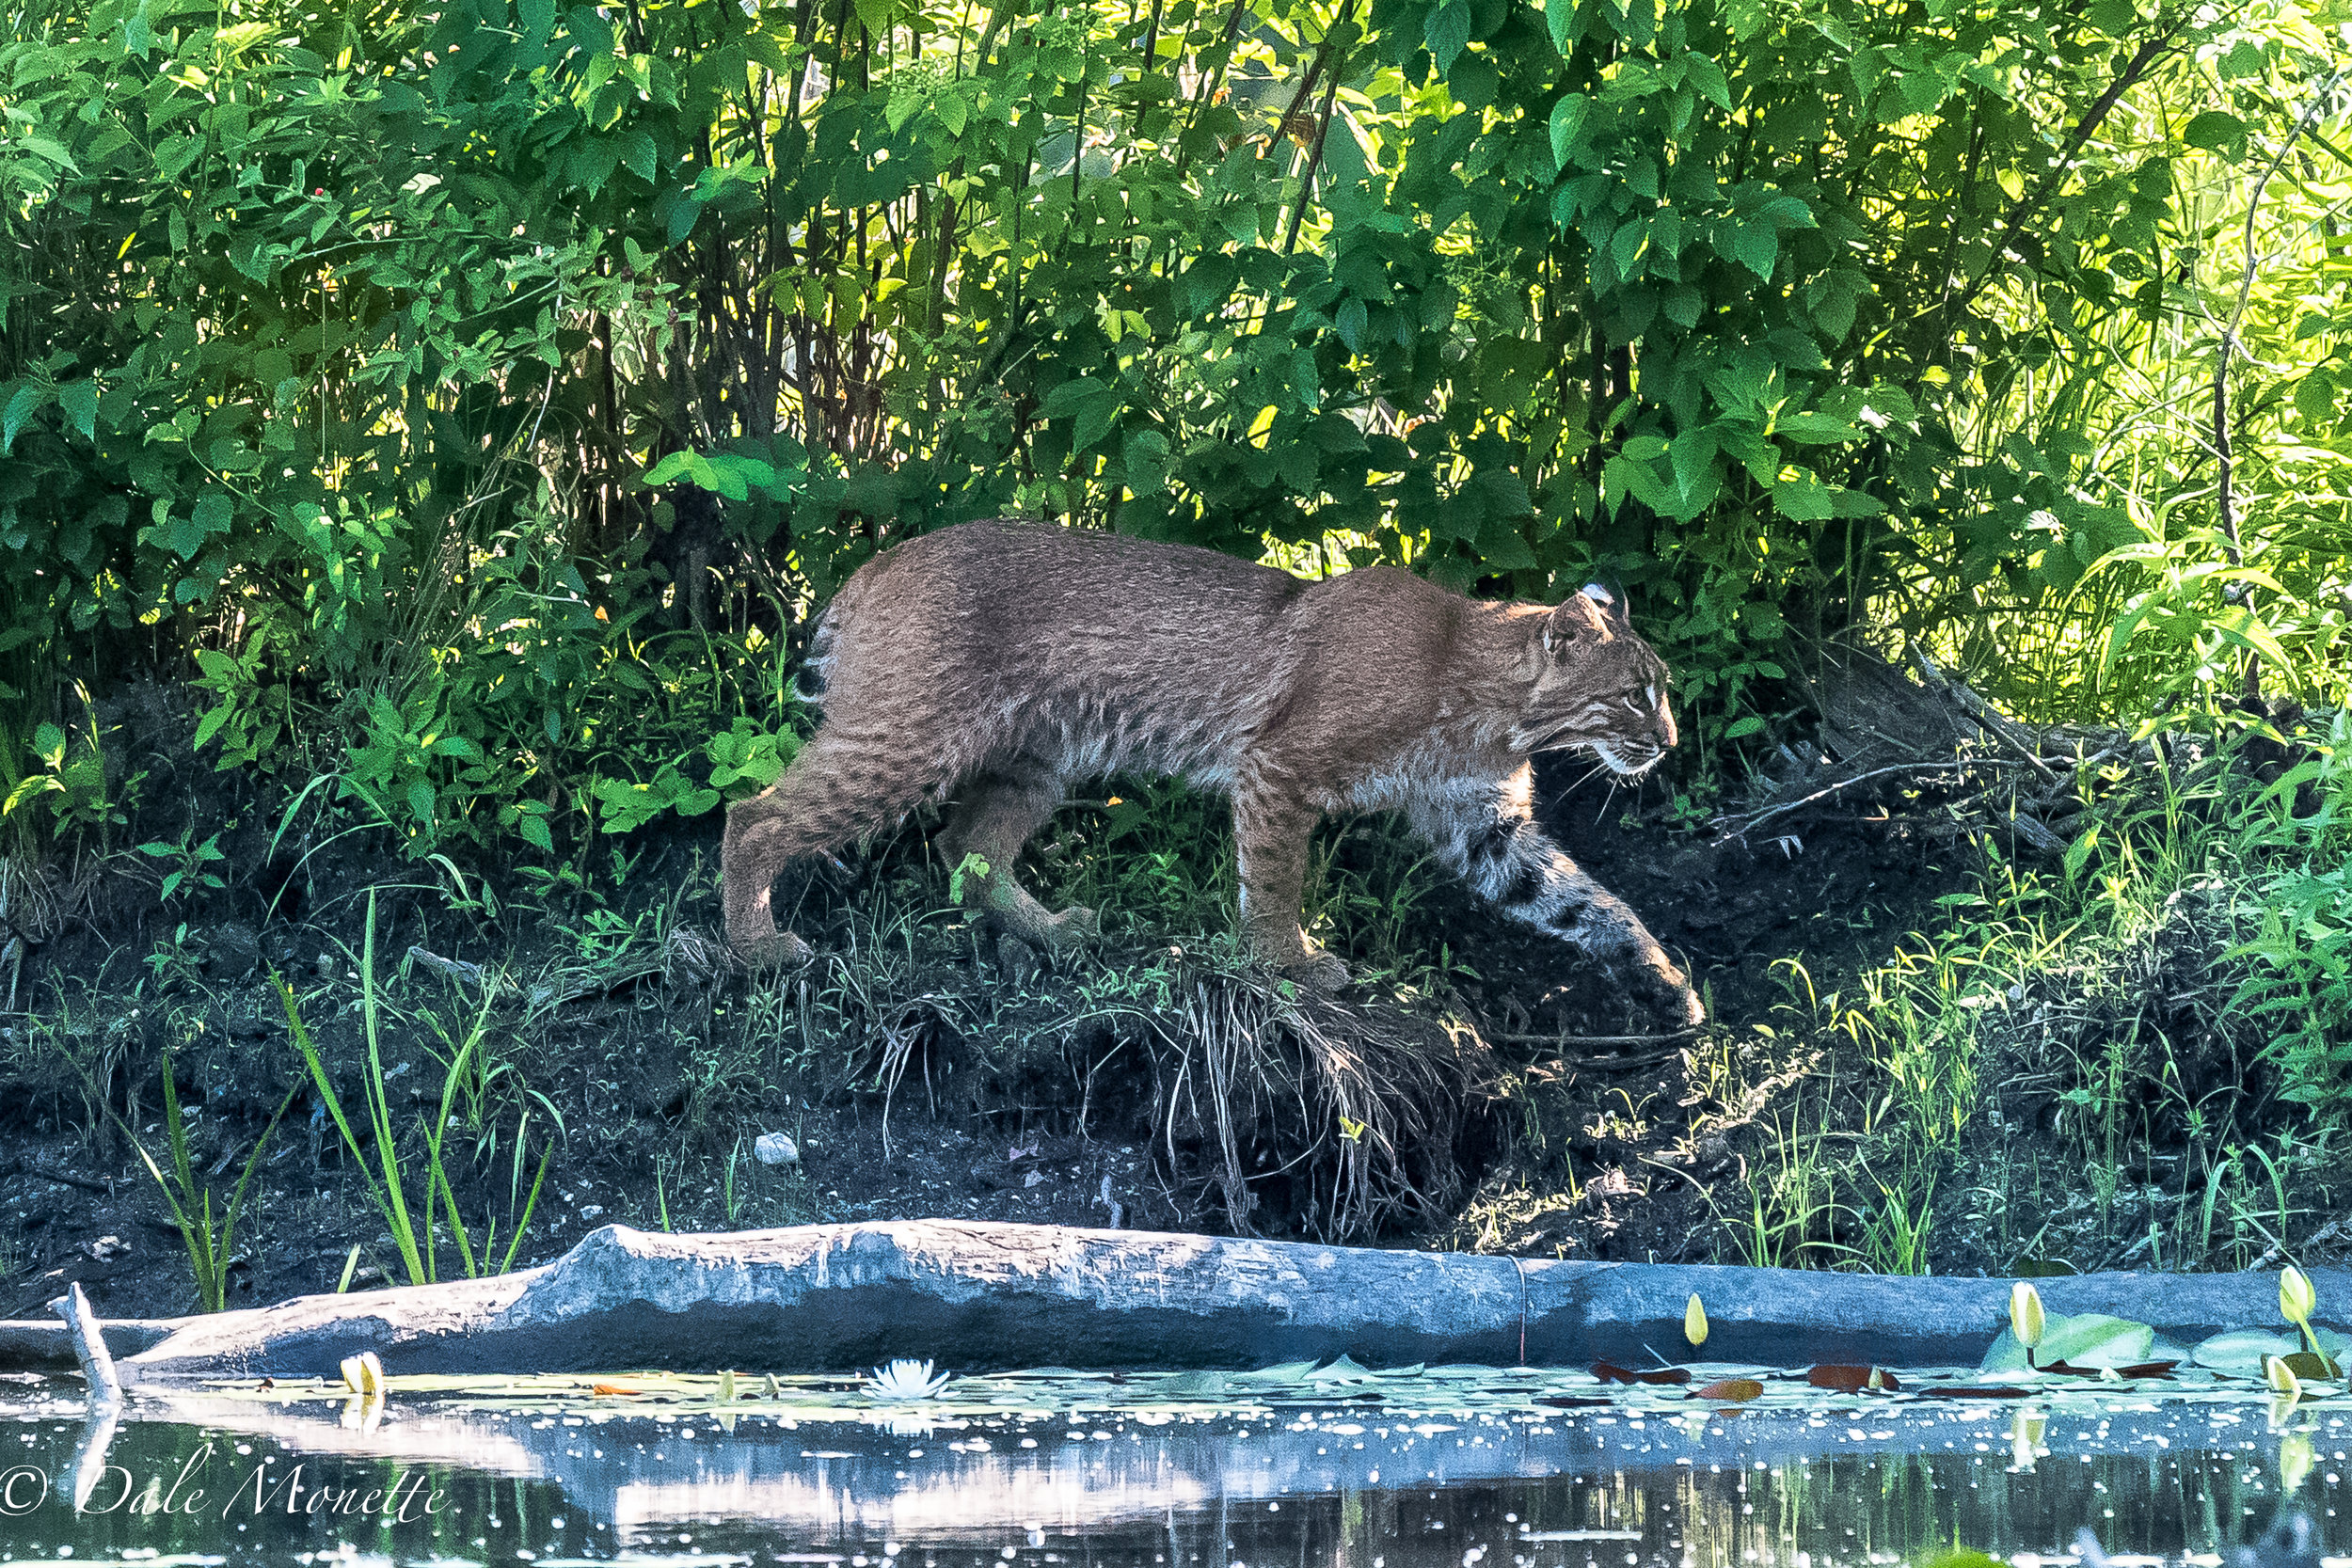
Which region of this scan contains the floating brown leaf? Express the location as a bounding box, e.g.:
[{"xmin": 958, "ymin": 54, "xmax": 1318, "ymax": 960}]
[
  {"xmin": 2040, "ymin": 1359, "xmax": 2179, "ymax": 1379},
  {"xmin": 591, "ymin": 1383, "xmax": 642, "ymax": 1397},
  {"xmin": 1692, "ymin": 1378, "xmax": 1764, "ymax": 1402},
  {"xmin": 1807, "ymin": 1364, "xmax": 1902, "ymax": 1393},
  {"xmin": 1593, "ymin": 1362, "xmax": 1692, "ymax": 1386},
  {"xmin": 2280, "ymin": 1351, "xmax": 2343, "ymax": 1382}
]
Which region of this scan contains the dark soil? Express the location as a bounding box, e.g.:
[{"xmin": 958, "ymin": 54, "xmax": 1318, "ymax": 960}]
[{"xmin": 0, "ymin": 728, "xmax": 1967, "ymax": 1324}]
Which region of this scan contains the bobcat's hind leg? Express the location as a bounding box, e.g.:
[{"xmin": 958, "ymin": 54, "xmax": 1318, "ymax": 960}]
[
  {"xmin": 723, "ymin": 730, "xmax": 946, "ymax": 970},
  {"xmin": 940, "ymin": 768, "xmax": 1096, "ymax": 955},
  {"xmin": 1411, "ymin": 770, "xmax": 1703, "ymax": 1027},
  {"xmin": 1233, "ymin": 786, "xmax": 1349, "ymax": 992}
]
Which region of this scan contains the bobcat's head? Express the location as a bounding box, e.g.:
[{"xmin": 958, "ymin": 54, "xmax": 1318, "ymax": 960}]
[{"xmin": 1510, "ymin": 585, "xmax": 1678, "ymax": 775}]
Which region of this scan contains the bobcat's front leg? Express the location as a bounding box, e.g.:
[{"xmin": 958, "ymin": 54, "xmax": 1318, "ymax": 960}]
[
  {"xmin": 1414, "ymin": 771, "xmax": 1703, "ymax": 1027},
  {"xmin": 1232, "ymin": 784, "xmax": 1349, "ymax": 992}
]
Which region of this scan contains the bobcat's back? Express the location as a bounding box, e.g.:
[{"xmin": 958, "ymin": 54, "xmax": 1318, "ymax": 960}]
[{"xmin": 806, "ymin": 521, "xmax": 1333, "ymax": 788}]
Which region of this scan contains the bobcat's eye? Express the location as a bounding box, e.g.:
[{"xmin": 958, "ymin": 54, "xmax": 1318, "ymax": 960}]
[{"xmin": 1621, "ymin": 696, "xmax": 1643, "ymax": 714}]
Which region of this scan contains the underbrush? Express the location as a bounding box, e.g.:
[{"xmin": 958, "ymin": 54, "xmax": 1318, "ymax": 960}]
[{"xmin": 1709, "ymin": 729, "xmax": 2350, "ymax": 1275}]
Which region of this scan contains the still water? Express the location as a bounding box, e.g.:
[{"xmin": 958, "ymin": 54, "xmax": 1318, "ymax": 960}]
[{"xmin": 0, "ymin": 1370, "xmax": 2344, "ymax": 1568}]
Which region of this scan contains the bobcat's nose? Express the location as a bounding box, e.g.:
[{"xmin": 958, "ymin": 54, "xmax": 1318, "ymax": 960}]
[{"xmin": 1658, "ymin": 703, "xmax": 1679, "ymax": 751}]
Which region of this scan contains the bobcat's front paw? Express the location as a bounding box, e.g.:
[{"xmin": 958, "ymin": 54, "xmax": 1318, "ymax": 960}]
[
  {"xmin": 734, "ymin": 928, "xmax": 816, "ymax": 973},
  {"xmin": 1279, "ymin": 952, "xmax": 1352, "ymax": 995},
  {"xmin": 1627, "ymin": 943, "xmax": 1703, "ymax": 1029}
]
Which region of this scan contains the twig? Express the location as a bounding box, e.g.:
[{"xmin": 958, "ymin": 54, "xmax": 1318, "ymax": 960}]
[
  {"xmin": 1715, "ymin": 759, "xmax": 2032, "ymax": 841},
  {"xmin": 1491, "ymin": 1027, "xmax": 1700, "ymax": 1049},
  {"xmin": 49, "ymin": 1281, "xmax": 122, "ymax": 1411},
  {"xmin": 1910, "ymin": 650, "xmax": 2061, "ymax": 783},
  {"xmin": 1636, "ymin": 1153, "xmax": 1709, "ymax": 1196},
  {"xmin": 1281, "ymin": 74, "xmax": 1343, "ymax": 255},
  {"xmin": 406, "ymin": 945, "xmax": 489, "ymax": 989},
  {"xmin": 65, "ymin": 1404, "xmax": 121, "ymax": 1514},
  {"xmin": 9, "ymin": 1162, "xmax": 115, "ymax": 1196}
]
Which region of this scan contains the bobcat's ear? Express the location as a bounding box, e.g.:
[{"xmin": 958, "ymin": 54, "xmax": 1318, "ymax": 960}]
[
  {"xmin": 1579, "ymin": 581, "xmax": 1631, "ymax": 628},
  {"xmin": 1544, "ymin": 592, "xmax": 1613, "ymax": 655}
]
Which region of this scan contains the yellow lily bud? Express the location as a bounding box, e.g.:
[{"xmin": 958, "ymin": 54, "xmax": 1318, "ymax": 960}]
[
  {"xmin": 2010, "ymin": 1282, "xmax": 2045, "ymax": 1351},
  {"xmin": 1684, "ymin": 1293, "xmax": 1709, "ymax": 1349},
  {"xmin": 2265, "ymin": 1354, "xmax": 2301, "ymax": 1397},
  {"xmin": 2281, "ymin": 1265, "xmax": 2316, "ymax": 1327}
]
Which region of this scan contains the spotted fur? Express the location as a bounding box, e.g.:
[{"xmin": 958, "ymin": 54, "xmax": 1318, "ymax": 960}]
[{"xmin": 722, "ymin": 520, "xmax": 1699, "ymax": 1024}]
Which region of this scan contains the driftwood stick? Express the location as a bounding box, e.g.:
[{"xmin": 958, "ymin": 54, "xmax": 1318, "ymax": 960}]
[
  {"xmin": 1716, "ymin": 758, "xmax": 2034, "ymax": 841},
  {"xmin": 50, "ymin": 1281, "xmax": 123, "ymax": 1410}
]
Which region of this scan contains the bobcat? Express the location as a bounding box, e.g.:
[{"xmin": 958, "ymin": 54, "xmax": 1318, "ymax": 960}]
[{"xmin": 723, "ymin": 519, "xmax": 1702, "ymax": 1025}]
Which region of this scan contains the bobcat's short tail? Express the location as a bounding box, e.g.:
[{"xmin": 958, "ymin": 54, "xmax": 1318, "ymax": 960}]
[{"xmin": 793, "ymin": 603, "xmax": 841, "ymax": 710}]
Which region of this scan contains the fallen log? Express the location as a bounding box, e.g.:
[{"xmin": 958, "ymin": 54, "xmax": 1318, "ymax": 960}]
[
  {"xmin": 0, "ymin": 1221, "xmax": 2337, "ymax": 1381},
  {"xmin": 0, "ymin": 1316, "xmax": 180, "ymax": 1370}
]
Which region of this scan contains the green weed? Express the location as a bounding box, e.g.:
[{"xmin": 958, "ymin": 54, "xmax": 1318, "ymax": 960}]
[
  {"xmin": 284, "ymin": 895, "xmax": 556, "ymax": 1284},
  {"xmin": 135, "ymin": 1048, "xmax": 299, "ymax": 1312}
]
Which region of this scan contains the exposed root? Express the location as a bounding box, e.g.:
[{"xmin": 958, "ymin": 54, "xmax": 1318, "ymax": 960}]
[{"xmin": 1142, "ymin": 966, "xmax": 1496, "ymax": 1243}]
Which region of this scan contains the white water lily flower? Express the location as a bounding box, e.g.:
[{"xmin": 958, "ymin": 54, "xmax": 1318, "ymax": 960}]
[{"xmin": 866, "ymin": 1358, "xmax": 951, "ymax": 1402}]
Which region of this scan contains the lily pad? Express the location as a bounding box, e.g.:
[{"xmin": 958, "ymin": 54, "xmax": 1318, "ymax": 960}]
[
  {"xmin": 1981, "ymin": 1313, "xmax": 2153, "ymax": 1371},
  {"xmin": 2038, "ymin": 1314, "xmax": 2154, "ymax": 1370},
  {"xmin": 2191, "ymin": 1329, "xmax": 2300, "ymax": 1376}
]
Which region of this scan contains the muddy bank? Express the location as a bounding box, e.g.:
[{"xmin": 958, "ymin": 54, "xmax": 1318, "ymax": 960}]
[{"xmin": 3, "ymin": 735, "xmax": 1975, "ymax": 1324}]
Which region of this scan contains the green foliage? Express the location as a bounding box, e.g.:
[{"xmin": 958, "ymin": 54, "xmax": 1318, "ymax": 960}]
[
  {"xmin": 137, "ymin": 832, "xmax": 228, "ymax": 905},
  {"xmin": 3, "ymin": 711, "xmax": 116, "ymax": 842},
  {"xmin": 1, "ymin": 0, "xmax": 2343, "ymax": 856}
]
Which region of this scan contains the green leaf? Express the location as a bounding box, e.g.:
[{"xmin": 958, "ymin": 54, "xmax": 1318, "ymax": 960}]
[
  {"xmin": 2293, "ymin": 368, "xmax": 2335, "ymax": 423},
  {"xmin": 1774, "ymin": 410, "xmax": 1861, "ymax": 444},
  {"xmin": 2190, "ymin": 1329, "xmax": 2300, "ymax": 1377},
  {"xmin": 57, "ymin": 380, "xmax": 99, "ymax": 440},
  {"xmin": 1729, "ymin": 220, "xmax": 1778, "ymax": 279},
  {"xmin": 1770, "ymin": 473, "xmax": 1835, "ymax": 521},
  {"xmin": 1548, "ymin": 95, "xmax": 1589, "ymax": 169},
  {"xmin": 1425, "ymin": 0, "xmax": 1472, "ymax": 72},
  {"xmin": 2183, "ymin": 111, "xmax": 2244, "ymax": 152},
  {"xmin": 618, "ymin": 129, "xmax": 660, "ymax": 183},
  {"xmin": 1547, "ymin": 0, "xmax": 1579, "ymax": 55},
  {"xmin": 2, "ymin": 384, "xmax": 53, "ymax": 454},
  {"xmin": 193, "ymin": 493, "xmax": 232, "ymax": 540},
  {"xmin": 2062, "ymin": 822, "xmax": 2100, "ymax": 883},
  {"xmin": 1681, "ymin": 52, "xmax": 1730, "ymax": 111},
  {"xmin": 1335, "ymin": 295, "xmax": 1368, "ymax": 353}
]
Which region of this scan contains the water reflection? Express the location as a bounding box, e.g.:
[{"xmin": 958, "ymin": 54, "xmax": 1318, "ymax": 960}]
[{"xmin": 0, "ymin": 1384, "xmax": 2344, "ymax": 1568}]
